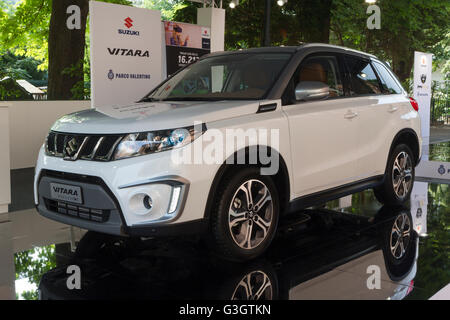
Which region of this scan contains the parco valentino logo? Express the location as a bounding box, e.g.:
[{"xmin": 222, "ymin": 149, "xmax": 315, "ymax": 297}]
[
  {"xmin": 107, "ymin": 69, "xmax": 151, "ymax": 80},
  {"xmin": 107, "ymin": 69, "xmax": 114, "ymax": 80}
]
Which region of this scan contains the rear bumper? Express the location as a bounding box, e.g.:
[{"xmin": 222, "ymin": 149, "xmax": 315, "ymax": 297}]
[{"xmin": 36, "ymin": 169, "xmax": 206, "ymax": 237}]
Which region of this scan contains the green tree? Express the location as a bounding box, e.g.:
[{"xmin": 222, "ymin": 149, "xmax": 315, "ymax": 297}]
[
  {"xmin": 223, "ymin": 0, "xmax": 300, "ymax": 49},
  {"xmin": 433, "ymin": 31, "xmax": 450, "ymax": 81},
  {"xmin": 175, "ymin": 0, "xmax": 449, "ymax": 83},
  {"xmin": 0, "ymin": 0, "xmax": 132, "ymax": 100},
  {"xmin": 2, "ymin": 0, "xmax": 448, "ymax": 98},
  {"xmin": 172, "ymin": 0, "xmax": 303, "ymax": 49},
  {"xmin": 286, "ymin": 0, "xmax": 333, "ymax": 44},
  {"xmin": 138, "ymin": 0, "xmax": 186, "ymax": 21},
  {"xmin": 406, "ymin": 183, "xmax": 450, "ymax": 300},
  {"xmin": 0, "ymin": 0, "xmax": 50, "ymax": 70},
  {"xmin": 15, "ymin": 245, "xmax": 56, "ymax": 300},
  {"xmin": 0, "ymin": 51, "xmax": 47, "ymax": 99},
  {"xmin": 0, "ymin": 51, "xmax": 46, "ymax": 80},
  {"xmin": 330, "ymin": 0, "xmax": 450, "ymax": 82}
]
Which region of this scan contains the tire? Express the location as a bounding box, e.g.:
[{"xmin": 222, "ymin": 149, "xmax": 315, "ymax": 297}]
[
  {"xmin": 374, "ymin": 144, "xmax": 415, "ymax": 205},
  {"xmin": 209, "ymin": 167, "xmax": 280, "ymax": 262},
  {"xmin": 226, "ymin": 263, "xmax": 278, "ymax": 300},
  {"xmin": 378, "ymin": 208, "xmax": 417, "ymax": 281}
]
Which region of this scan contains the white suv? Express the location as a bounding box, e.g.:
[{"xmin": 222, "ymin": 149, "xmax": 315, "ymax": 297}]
[{"xmin": 35, "ymin": 44, "xmax": 422, "ymax": 261}]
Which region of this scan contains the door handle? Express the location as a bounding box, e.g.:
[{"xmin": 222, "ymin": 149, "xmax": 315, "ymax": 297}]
[
  {"xmin": 388, "ymin": 106, "xmax": 398, "ymax": 113},
  {"xmin": 344, "ymin": 111, "xmax": 358, "ymax": 119}
]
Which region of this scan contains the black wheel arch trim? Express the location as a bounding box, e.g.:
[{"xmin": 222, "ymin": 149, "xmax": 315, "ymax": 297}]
[
  {"xmin": 386, "ymin": 129, "xmax": 421, "ymax": 170},
  {"xmin": 203, "ymin": 146, "xmax": 291, "ymax": 222}
]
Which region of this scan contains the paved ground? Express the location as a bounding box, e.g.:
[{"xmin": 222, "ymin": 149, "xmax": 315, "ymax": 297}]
[{"xmin": 430, "ymin": 125, "xmax": 450, "ymax": 144}]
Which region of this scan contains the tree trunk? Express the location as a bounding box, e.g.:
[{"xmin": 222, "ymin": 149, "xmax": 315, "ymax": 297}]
[
  {"xmin": 385, "ymin": 0, "xmax": 414, "ymax": 84},
  {"xmin": 392, "ymin": 50, "xmax": 414, "ymax": 84},
  {"xmin": 262, "ymin": 0, "xmax": 271, "ymax": 46},
  {"xmin": 389, "ymin": 26, "xmax": 414, "ymax": 83},
  {"xmin": 47, "ymin": 0, "xmax": 88, "ymax": 100}
]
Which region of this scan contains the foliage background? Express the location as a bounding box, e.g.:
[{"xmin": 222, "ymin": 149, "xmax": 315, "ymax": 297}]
[{"xmin": 0, "ymin": 0, "xmax": 448, "ymax": 100}]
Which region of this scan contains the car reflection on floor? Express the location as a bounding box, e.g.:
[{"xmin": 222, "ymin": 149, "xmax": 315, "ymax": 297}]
[{"xmin": 38, "ymin": 205, "xmax": 419, "ymax": 300}]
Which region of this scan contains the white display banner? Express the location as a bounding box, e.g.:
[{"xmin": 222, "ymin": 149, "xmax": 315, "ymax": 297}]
[
  {"xmin": 416, "ymin": 160, "xmax": 450, "ymax": 183},
  {"xmin": 413, "ymin": 51, "xmax": 433, "ymax": 141},
  {"xmin": 410, "ymin": 182, "xmax": 428, "ymax": 235},
  {"xmin": 89, "ymin": 1, "xmax": 163, "ymax": 109}
]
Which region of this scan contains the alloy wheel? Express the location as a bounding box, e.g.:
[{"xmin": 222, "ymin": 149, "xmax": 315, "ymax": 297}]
[
  {"xmin": 228, "ymin": 179, "xmax": 273, "ymax": 250},
  {"xmin": 231, "ymin": 270, "xmax": 273, "ymax": 300},
  {"xmin": 390, "ymin": 213, "xmax": 411, "ymax": 259},
  {"xmin": 392, "ymin": 151, "xmax": 413, "ymax": 199}
]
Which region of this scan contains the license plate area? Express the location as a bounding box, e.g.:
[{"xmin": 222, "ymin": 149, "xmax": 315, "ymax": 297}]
[{"xmin": 50, "ymin": 182, "xmax": 83, "ymax": 204}]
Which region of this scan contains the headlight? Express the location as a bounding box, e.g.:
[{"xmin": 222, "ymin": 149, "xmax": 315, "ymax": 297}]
[{"xmin": 113, "ymin": 124, "xmax": 206, "ymax": 160}]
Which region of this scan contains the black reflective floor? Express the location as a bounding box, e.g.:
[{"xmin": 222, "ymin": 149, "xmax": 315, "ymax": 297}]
[{"xmin": 1, "ymin": 179, "xmax": 447, "ymax": 300}]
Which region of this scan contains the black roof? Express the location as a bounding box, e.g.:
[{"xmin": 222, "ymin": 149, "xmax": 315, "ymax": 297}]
[{"xmin": 204, "ymin": 43, "xmax": 377, "ymax": 60}]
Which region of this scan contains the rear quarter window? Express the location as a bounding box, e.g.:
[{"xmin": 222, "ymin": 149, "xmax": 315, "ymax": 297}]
[{"xmin": 372, "ymin": 61, "xmax": 403, "ymax": 94}]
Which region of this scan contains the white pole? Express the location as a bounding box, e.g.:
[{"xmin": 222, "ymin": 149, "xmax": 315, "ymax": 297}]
[
  {"xmin": 413, "ymin": 51, "xmax": 433, "ymax": 147},
  {"xmin": 0, "ymin": 105, "xmax": 11, "ymax": 215}
]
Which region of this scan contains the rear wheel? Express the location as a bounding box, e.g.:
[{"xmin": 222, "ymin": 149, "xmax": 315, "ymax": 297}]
[
  {"xmin": 209, "ymin": 167, "xmax": 280, "ymax": 261},
  {"xmin": 374, "ymin": 144, "xmax": 415, "ymax": 205},
  {"xmin": 377, "ymin": 207, "xmax": 417, "ymax": 280}
]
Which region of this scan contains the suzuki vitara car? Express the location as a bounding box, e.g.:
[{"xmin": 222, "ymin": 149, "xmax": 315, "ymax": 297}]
[{"xmin": 35, "ymin": 44, "xmax": 421, "ymax": 261}]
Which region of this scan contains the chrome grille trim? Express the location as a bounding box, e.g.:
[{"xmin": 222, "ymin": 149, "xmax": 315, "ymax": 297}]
[
  {"xmin": 45, "ymin": 131, "xmax": 123, "ymax": 162},
  {"xmin": 106, "ymin": 136, "xmax": 123, "ymax": 160},
  {"xmin": 90, "ymin": 136, "xmax": 105, "ymax": 160},
  {"xmin": 53, "ymin": 133, "xmax": 59, "ymax": 156}
]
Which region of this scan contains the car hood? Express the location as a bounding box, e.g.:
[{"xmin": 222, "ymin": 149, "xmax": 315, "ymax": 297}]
[{"xmin": 51, "ymin": 100, "xmax": 262, "ymax": 134}]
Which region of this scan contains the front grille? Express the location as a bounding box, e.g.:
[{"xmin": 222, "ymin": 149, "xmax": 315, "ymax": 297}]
[
  {"xmin": 44, "ymin": 198, "xmax": 110, "ymax": 222},
  {"xmin": 45, "ymin": 131, "xmax": 123, "ymax": 161}
]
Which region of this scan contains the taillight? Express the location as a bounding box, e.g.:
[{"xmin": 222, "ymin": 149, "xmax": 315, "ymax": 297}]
[
  {"xmin": 409, "ymin": 97, "xmax": 419, "ymax": 111},
  {"xmin": 406, "ymin": 280, "xmax": 414, "ymax": 296}
]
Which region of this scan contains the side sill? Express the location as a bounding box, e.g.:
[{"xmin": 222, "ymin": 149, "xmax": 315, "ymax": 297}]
[{"xmin": 288, "ymin": 175, "xmax": 384, "ymax": 212}]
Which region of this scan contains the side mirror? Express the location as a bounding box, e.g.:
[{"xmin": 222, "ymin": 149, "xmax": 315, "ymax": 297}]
[{"xmin": 295, "ymin": 81, "xmax": 329, "ymax": 101}]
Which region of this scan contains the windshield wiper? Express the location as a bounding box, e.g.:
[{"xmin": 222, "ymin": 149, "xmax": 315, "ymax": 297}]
[
  {"xmin": 139, "ymin": 97, "xmax": 161, "ymax": 102},
  {"xmin": 161, "ymin": 97, "xmax": 225, "ymax": 101}
]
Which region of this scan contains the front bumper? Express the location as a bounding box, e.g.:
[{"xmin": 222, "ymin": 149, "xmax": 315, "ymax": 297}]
[
  {"xmin": 34, "ymin": 145, "xmax": 217, "ymax": 237},
  {"xmin": 37, "ymin": 170, "xmax": 124, "ymax": 235},
  {"xmin": 36, "ymin": 169, "xmax": 206, "ymax": 237}
]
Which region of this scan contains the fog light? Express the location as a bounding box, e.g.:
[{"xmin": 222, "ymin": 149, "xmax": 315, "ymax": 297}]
[
  {"xmin": 143, "ymin": 195, "xmax": 153, "ymax": 210},
  {"xmin": 129, "ymin": 192, "xmax": 153, "ymax": 215}
]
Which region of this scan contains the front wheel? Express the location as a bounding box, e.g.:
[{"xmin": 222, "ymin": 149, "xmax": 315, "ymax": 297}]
[
  {"xmin": 209, "ymin": 167, "xmax": 280, "ymax": 261},
  {"xmin": 374, "ymin": 144, "xmax": 415, "ymax": 205}
]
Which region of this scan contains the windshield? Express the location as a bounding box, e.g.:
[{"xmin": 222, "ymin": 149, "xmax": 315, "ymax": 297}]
[{"xmin": 143, "ymin": 52, "xmax": 292, "ymax": 101}]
